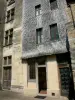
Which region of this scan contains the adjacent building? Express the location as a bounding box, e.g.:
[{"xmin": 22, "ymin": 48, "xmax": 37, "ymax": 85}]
[
  {"xmin": 0, "ymin": 0, "xmax": 5, "ymax": 89},
  {"xmin": 0, "ymin": 0, "xmax": 75, "ymax": 99}
]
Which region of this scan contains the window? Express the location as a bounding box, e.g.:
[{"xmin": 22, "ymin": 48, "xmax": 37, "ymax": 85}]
[
  {"xmin": 49, "ymin": 0, "xmax": 58, "ymax": 10},
  {"xmin": 28, "ymin": 61, "xmax": 36, "ymax": 80},
  {"xmin": 66, "ymin": 0, "xmax": 75, "ymax": 5},
  {"xmin": 36, "ymin": 28, "xmax": 42, "ymax": 44},
  {"xmin": 4, "ymin": 57, "xmax": 7, "ymax": 65},
  {"xmin": 4, "ymin": 28, "xmax": 13, "ymax": 46},
  {"xmin": 8, "ymin": 0, "xmax": 15, "ymax": 6},
  {"xmin": 6, "ymin": 8, "xmax": 15, "ymax": 22},
  {"xmin": 50, "ymin": 24, "xmax": 59, "ymax": 40},
  {"xmin": 9, "ymin": 29, "xmax": 13, "ymax": 45},
  {"xmin": 35, "ymin": 4, "xmax": 41, "ymax": 16},
  {"xmin": 8, "ymin": 56, "xmax": 12, "ymax": 64},
  {"xmin": 3, "ymin": 56, "xmax": 12, "ymax": 65},
  {"xmin": 7, "ymin": 11, "xmax": 10, "ymax": 22}
]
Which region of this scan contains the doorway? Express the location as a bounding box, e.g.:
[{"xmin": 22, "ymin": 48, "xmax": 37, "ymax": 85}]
[
  {"xmin": 38, "ymin": 67, "xmax": 47, "ymax": 94},
  {"xmin": 3, "ymin": 67, "xmax": 11, "ymax": 89},
  {"xmin": 59, "ymin": 67, "xmax": 70, "ymax": 96}
]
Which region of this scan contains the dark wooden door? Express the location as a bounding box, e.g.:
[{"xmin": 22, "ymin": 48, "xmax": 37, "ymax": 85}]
[
  {"xmin": 3, "ymin": 67, "xmax": 11, "ymax": 89},
  {"xmin": 38, "ymin": 67, "xmax": 47, "ymax": 94},
  {"xmin": 59, "ymin": 67, "xmax": 70, "ymax": 96}
]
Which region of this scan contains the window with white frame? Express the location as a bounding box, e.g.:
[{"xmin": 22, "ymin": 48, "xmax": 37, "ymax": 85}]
[
  {"xmin": 28, "ymin": 61, "xmax": 36, "ymax": 80},
  {"xmin": 4, "ymin": 56, "xmax": 12, "ymax": 65}
]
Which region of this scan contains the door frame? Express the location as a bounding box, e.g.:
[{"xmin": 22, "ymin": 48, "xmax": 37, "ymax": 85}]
[
  {"xmin": 36, "ymin": 63, "xmax": 47, "ymax": 94},
  {"xmin": 59, "ymin": 64, "xmax": 70, "ymax": 96},
  {"xmin": 2, "ymin": 66, "xmax": 12, "ymax": 90}
]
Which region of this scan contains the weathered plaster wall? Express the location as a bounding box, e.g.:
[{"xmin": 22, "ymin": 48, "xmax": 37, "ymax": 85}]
[{"xmin": 22, "ymin": 0, "xmax": 68, "ymax": 59}]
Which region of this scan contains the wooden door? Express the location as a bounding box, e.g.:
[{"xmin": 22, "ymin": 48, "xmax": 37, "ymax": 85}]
[
  {"xmin": 3, "ymin": 67, "xmax": 11, "ymax": 89},
  {"xmin": 38, "ymin": 67, "xmax": 47, "ymax": 94},
  {"xmin": 59, "ymin": 67, "xmax": 70, "ymax": 96}
]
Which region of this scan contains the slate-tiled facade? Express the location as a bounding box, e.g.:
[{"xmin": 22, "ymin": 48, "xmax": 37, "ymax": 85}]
[{"xmin": 22, "ymin": 0, "xmax": 68, "ymax": 59}]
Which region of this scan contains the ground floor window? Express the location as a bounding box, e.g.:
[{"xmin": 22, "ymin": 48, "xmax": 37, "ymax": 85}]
[{"xmin": 28, "ymin": 60, "xmax": 36, "ymax": 80}]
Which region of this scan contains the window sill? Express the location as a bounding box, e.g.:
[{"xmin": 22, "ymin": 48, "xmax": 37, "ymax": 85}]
[
  {"xmin": 6, "ymin": 19, "xmax": 14, "ymax": 23},
  {"xmin": 28, "ymin": 79, "xmax": 36, "ymax": 82},
  {"xmin": 3, "ymin": 44, "xmax": 13, "ymax": 47},
  {"xmin": 50, "ymin": 38, "xmax": 60, "ymax": 42},
  {"xmin": 3, "ymin": 64, "xmax": 12, "ymax": 67}
]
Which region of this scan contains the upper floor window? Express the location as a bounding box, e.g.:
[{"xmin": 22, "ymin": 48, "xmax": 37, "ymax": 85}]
[
  {"xmin": 4, "ymin": 28, "xmax": 13, "ymax": 46},
  {"xmin": 6, "ymin": 0, "xmax": 15, "ymax": 6},
  {"xmin": 4, "ymin": 56, "xmax": 12, "ymax": 65},
  {"xmin": 49, "ymin": 0, "xmax": 58, "ymax": 10},
  {"xmin": 35, "ymin": 4, "xmax": 41, "ymax": 16},
  {"xmin": 50, "ymin": 24, "xmax": 59, "ymax": 40},
  {"xmin": 36, "ymin": 28, "xmax": 42, "ymax": 44},
  {"xmin": 28, "ymin": 60, "xmax": 36, "ymax": 80},
  {"xmin": 6, "ymin": 8, "xmax": 15, "ymax": 22},
  {"xmin": 66, "ymin": 0, "xmax": 75, "ymax": 5}
]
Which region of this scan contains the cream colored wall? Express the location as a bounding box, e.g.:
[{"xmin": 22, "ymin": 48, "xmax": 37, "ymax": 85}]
[
  {"xmin": 47, "ymin": 55, "xmax": 60, "ymax": 97},
  {"xmin": 2, "ymin": 0, "xmax": 24, "ymax": 92}
]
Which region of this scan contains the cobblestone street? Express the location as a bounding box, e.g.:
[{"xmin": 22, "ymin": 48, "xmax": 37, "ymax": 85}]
[{"xmin": 0, "ymin": 90, "xmax": 68, "ymax": 100}]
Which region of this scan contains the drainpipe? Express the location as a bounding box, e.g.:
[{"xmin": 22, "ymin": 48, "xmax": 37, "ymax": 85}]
[{"xmin": 68, "ymin": 4, "xmax": 75, "ymax": 28}]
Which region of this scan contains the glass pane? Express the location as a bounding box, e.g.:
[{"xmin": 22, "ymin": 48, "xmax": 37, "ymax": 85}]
[
  {"xmin": 36, "ymin": 28, "xmax": 42, "ymax": 44},
  {"xmin": 29, "ymin": 63, "xmax": 35, "ymax": 79},
  {"xmin": 50, "ymin": 24, "xmax": 59, "ymax": 40},
  {"xmin": 35, "ymin": 5, "xmax": 41, "ymax": 16},
  {"xmin": 5, "ymin": 37, "xmax": 8, "ymax": 45},
  {"xmin": 50, "ymin": 0, "xmax": 58, "ymax": 10},
  {"xmin": 4, "ymin": 57, "xmax": 7, "ymax": 65},
  {"xmin": 8, "ymin": 56, "xmax": 12, "ymax": 64}
]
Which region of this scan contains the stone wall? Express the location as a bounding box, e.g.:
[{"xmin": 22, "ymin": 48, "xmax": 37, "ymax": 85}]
[
  {"xmin": 11, "ymin": 0, "xmax": 24, "ymax": 92},
  {"xmin": 65, "ymin": 0, "xmax": 75, "ymax": 94}
]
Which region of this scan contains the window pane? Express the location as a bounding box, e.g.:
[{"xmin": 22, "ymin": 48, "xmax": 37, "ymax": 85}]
[
  {"xmin": 7, "ymin": 11, "xmax": 10, "ymax": 22},
  {"xmin": 4, "ymin": 57, "xmax": 7, "ymax": 65},
  {"xmin": 50, "ymin": 0, "xmax": 58, "ymax": 10},
  {"xmin": 9, "ymin": 35, "xmax": 13, "ymax": 44},
  {"xmin": 36, "ymin": 28, "xmax": 42, "ymax": 44},
  {"xmin": 11, "ymin": 8, "xmax": 15, "ymax": 20},
  {"xmin": 35, "ymin": 5, "xmax": 41, "ymax": 16},
  {"xmin": 10, "ymin": 28, "xmax": 13, "ymax": 35},
  {"xmin": 5, "ymin": 37, "xmax": 8, "ymax": 45},
  {"xmin": 29, "ymin": 62, "xmax": 35, "ymax": 79},
  {"xmin": 50, "ymin": 24, "xmax": 59, "ymax": 40},
  {"xmin": 8, "ymin": 56, "xmax": 12, "ymax": 64},
  {"xmin": 8, "ymin": 0, "xmax": 15, "ymax": 6}
]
